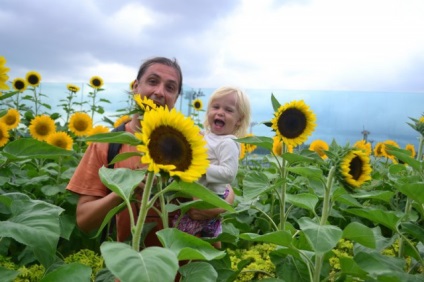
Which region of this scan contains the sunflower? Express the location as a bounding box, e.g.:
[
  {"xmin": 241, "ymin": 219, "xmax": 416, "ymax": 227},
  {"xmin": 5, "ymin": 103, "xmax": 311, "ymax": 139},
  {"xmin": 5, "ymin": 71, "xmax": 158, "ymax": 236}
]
[
  {"xmin": 405, "ymin": 144, "xmax": 416, "ymax": 158},
  {"xmin": 239, "ymin": 143, "xmax": 246, "ymax": 160},
  {"xmin": 134, "ymin": 95, "xmax": 157, "ymax": 113},
  {"xmin": 272, "ymin": 136, "xmax": 283, "ymax": 156},
  {"xmin": 135, "ymin": 107, "xmax": 209, "ymax": 182},
  {"xmin": 338, "ymin": 149, "xmax": 372, "ymax": 189},
  {"xmin": 0, "ymin": 56, "xmax": 10, "ymax": 90},
  {"xmin": 46, "ymin": 131, "xmax": 73, "ymax": 150},
  {"xmin": 89, "ymin": 76, "xmax": 103, "ymax": 89},
  {"xmin": 28, "ymin": 115, "xmax": 56, "ymax": 141},
  {"xmin": 353, "ymin": 140, "xmax": 372, "ymax": 155},
  {"xmin": 244, "ymin": 133, "xmax": 257, "ymax": 153},
  {"xmin": 373, "ymin": 142, "xmax": 385, "ymax": 157},
  {"xmin": 25, "ymin": 71, "xmax": 42, "ymax": 87},
  {"xmin": 309, "ymin": 139, "xmax": 329, "ymax": 159},
  {"xmin": 382, "ymin": 140, "xmax": 399, "ymax": 163},
  {"xmin": 420, "ymin": 116, "xmax": 424, "ymax": 123},
  {"xmin": 130, "ymin": 80, "xmax": 136, "ymax": 91},
  {"xmin": 113, "ymin": 115, "xmax": 132, "ymax": 128},
  {"xmin": 271, "ymin": 100, "xmax": 316, "ymax": 147},
  {"xmin": 0, "ymin": 108, "xmax": 20, "ymax": 130},
  {"xmin": 192, "ymin": 99, "xmax": 203, "ymax": 111},
  {"xmin": 12, "ymin": 78, "xmax": 27, "ymax": 92},
  {"xmin": 68, "ymin": 112, "xmax": 93, "ymax": 136},
  {"xmin": 67, "ymin": 84, "xmax": 80, "ymax": 93},
  {"xmin": 0, "ymin": 122, "xmax": 10, "ymax": 147}
]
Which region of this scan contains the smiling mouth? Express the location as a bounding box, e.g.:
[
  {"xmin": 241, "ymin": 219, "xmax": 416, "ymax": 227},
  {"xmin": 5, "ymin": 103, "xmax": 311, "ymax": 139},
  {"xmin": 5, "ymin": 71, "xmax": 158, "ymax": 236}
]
[{"xmin": 214, "ymin": 119, "xmax": 225, "ymax": 128}]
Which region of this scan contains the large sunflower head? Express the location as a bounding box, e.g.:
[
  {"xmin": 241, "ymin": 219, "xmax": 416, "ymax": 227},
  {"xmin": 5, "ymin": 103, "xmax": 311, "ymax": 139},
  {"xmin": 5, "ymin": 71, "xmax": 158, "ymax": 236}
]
[
  {"xmin": 46, "ymin": 131, "xmax": 73, "ymax": 150},
  {"xmin": 309, "ymin": 139, "xmax": 329, "ymax": 159},
  {"xmin": 338, "ymin": 149, "xmax": 372, "ymax": 189},
  {"xmin": 29, "ymin": 115, "xmax": 56, "ymax": 141},
  {"xmin": 12, "ymin": 78, "xmax": 27, "ymax": 92},
  {"xmin": 405, "ymin": 144, "xmax": 416, "ymax": 158},
  {"xmin": 135, "ymin": 107, "xmax": 209, "ymax": 182},
  {"xmin": 67, "ymin": 84, "xmax": 80, "ymax": 93},
  {"xmin": 134, "ymin": 95, "xmax": 157, "ymax": 114},
  {"xmin": 0, "ymin": 56, "xmax": 10, "ymax": 90},
  {"xmin": 113, "ymin": 115, "xmax": 132, "ymax": 128},
  {"xmin": 353, "ymin": 140, "xmax": 372, "ymax": 156},
  {"xmin": 25, "ymin": 71, "xmax": 42, "ymax": 87},
  {"xmin": 89, "ymin": 76, "xmax": 104, "ymax": 89},
  {"xmin": 271, "ymin": 100, "xmax": 316, "ymax": 147},
  {"xmin": 192, "ymin": 99, "xmax": 203, "ymax": 111},
  {"xmin": 0, "ymin": 122, "xmax": 10, "ymax": 147},
  {"xmin": 0, "ymin": 108, "xmax": 20, "ymax": 130},
  {"xmin": 68, "ymin": 112, "xmax": 93, "ymax": 136}
]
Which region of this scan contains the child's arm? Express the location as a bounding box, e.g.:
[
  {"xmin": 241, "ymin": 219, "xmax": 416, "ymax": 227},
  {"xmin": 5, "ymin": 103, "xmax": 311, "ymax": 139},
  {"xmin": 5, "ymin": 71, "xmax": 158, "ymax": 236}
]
[{"xmin": 206, "ymin": 139, "xmax": 239, "ymax": 184}]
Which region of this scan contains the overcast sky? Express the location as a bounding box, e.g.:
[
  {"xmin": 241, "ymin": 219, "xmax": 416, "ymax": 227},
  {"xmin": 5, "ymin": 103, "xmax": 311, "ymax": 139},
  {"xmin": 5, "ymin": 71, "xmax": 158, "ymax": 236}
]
[{"xmin": 1, "ymin": 0, "xmax": 423, "ymax": 147}]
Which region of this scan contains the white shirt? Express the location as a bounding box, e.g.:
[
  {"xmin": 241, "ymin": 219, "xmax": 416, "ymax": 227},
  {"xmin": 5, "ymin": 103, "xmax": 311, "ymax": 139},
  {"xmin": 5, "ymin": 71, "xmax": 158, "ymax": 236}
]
[{"xmin": 199, "ymin": 132, "xmax": 240, "ymax": 195}]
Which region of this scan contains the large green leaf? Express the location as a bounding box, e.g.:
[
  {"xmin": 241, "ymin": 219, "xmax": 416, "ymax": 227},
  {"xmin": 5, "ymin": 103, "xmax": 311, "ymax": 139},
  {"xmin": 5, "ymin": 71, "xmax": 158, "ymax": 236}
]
[
  {"xmin": 286, "ymin": 193, "xmax": 318, "ymax": 214},
  {"xmin": 2, "ymin": 138, "xmax": 73, "ymax": 160},
  {"xmin": 101, "ymin": 242, "xmax": 179, "ymax": 282},
  {"xmin": 41, "ymin": 263, "xmax": 92, "ymax": 282},
  {"xmin": 354, "ymin": 251, "xmax": 405, "ymax": 276},
  {"xmin": 386, "ymin": 146, "xmax": 421, "ymax": 171},
  {"xmin": 157, "ymin": 228, "xmax": 226, "ymax": 261},
  {"xmin": 83, "ymin": 131, "xmax": 141, "ymax": 145},
  {"xmin": 345, "ymin": 208, "xmax": 402, "ymax": 231},
  {"xmin": 281, "ymin": 152, "xmax": 317, "ymax": 166},
  {"xmin": 0, "ymin": 267, "xmax": 19, "ymax": 282},
  {"xmin": 287, "ymin": 166, "xmax": 323, "ymax": 180},
  {"xmin": 298, "ymin": 217, "xmax": 342, "ymax": 254},
  {"xmin": 166, "ymin": 181, "xmax": 234, "ymax": 212},
  {"xmin": 0, "ymin": 193, "xmax": 64, "ymax": 267},
  {"xmin": 343, "ymin": 222, "xmax": 376, "ymax": 249},
  {"xmin": 397, "ymin": 182, "xmax": 424, "ymax": 205},
  {"xmin": 179, "ymin": 262, "xmax": 218, "ymax": 282},
  {"xmin": 351, "ymin": 190, "xmax": 395, "ymax": 204},
  {"xmin": 242, "ymin": 171, "xmax": 273, "ymax": 200},
  {"xmin": 98, "ymin": 166, "xmax": 145, "ymax": 202},
  {"xmin": 239, "ymin": 230, "xmax": 292, "ymax": 246},
  {"xmin": 235, "ymin": 135, "xmax": 273, "ymax": 151},
  {"xmin": 400, "ymin": 222, "xmax": 424, "ymax": 244}
]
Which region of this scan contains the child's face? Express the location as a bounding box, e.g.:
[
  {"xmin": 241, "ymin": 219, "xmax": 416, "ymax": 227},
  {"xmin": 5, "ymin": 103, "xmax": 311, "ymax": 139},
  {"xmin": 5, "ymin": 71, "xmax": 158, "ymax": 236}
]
[{"xmin": 207, "ymin": 93, "xmax": 241, "ymax": 135}]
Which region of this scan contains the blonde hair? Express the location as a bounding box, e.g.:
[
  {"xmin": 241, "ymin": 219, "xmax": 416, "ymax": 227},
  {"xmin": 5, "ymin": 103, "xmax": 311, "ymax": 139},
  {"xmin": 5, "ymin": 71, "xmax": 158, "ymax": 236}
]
[{"xmin": 203, "ymin": 86, "xmax": 251, "ymax": 138}]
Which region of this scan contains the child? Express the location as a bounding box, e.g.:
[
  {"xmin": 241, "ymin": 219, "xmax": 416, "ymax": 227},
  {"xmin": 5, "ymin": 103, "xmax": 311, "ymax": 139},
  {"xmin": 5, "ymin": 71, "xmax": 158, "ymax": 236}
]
[{"xmin": 174, "ymin": 86, "xmax": 251, "ymax": 245}]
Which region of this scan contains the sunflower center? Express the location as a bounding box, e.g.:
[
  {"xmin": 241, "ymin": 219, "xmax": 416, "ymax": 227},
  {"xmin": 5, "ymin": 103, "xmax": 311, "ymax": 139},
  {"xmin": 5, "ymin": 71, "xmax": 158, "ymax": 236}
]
[
  {"xmin": 36, "ymin": 124, "xmax": 50, "ymax": 136},
  {"xmin": 349, "ymin": 155, "xmax": 363, "ymax": 180},
  {"xmin": 194, "ymin": 101, "xmax": 201, "ymax": 109},
  {"xmin": 14, "ymin": 80, "xmax": 25, "ymax": 90},
  {"xmin": 5, "ymin": 116, "xmax": 17, "ymax": 126},
  {"xmin": 74, "ymin": 120, "xmax": 89, "ymax": 131},
  {"xmin": 148, "ymin": 125, "xmax": 192, "ymax": 171},
  {"xmin": 277, "ymin": 108, "xmax": 307, "ymax": 138},
  {"xmin": 28, "ymin": 75, "xmax": 39, "ymax": 85},
  {"xmin": 92, "ymin": 79, "xmax": 101, "ymax": 87},
  {"xmin": 54, "ymin": 140, "xmax": 66, "ymax": 149}
]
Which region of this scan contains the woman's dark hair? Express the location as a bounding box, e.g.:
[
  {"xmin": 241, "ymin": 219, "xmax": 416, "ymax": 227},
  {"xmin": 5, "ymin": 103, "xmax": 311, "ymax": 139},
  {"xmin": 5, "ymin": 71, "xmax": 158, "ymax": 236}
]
[{"xmin": 136, "ymin": 57, "xmax": 183, "ymax": 95}]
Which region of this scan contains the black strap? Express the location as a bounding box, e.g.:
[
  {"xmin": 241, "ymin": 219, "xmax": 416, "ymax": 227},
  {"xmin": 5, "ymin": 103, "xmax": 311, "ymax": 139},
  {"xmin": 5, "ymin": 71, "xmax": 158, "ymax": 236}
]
[{"xmin": 107, "ymin": 122, "xmax": 127, "ymax": 168}]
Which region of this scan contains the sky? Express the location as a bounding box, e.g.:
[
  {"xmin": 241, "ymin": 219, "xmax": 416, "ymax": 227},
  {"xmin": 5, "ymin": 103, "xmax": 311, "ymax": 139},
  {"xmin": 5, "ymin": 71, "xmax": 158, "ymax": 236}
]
[{"xmin": 1, "ymin": 0, "xmax": 424, "ymax": 147}]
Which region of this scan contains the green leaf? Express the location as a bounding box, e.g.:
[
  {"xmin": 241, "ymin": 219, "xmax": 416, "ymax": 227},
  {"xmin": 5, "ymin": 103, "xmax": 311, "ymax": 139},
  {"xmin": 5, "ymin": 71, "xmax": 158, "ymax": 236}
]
[
  {"xmin": 0, "ymin": 267, "xmax": 19, "ymax": 282},
  {"xmin": 287, "ymin": 166, "xmax": 323, "ymax": 180},
  {"xmin": 286, "ymin": 193, "xmax": 318, "ymax": 214},
  {"xmin": 386, "ymin": 146, "xmax": 421, "ymax": 171},
  {"xmin": 235, "ymin": 136, "xmax": 273, "ymax": 151},
  {"xmin": 109, "ymin": 151, "xmax": 143, "ymax": 165},
  {"xmin": 239, "ymin": 230, "xmax": 292, "ymax": 246},
  {"xmin": 271, "ymin": 93, "xmax": 281, "ymax": 112},
  {"xmin": 41, "ymin": 263, "xmax": 92, "ymax": 282},
  {"xmin": 242, "ymin": 171, "xmax": 273, "ymax": 200},
  {"xmin": 351, "ymin": 190, "xmax": 395, "ymax": 204},
  {"xmin": 101, "ymin": 242, "xmax": 179, "ymax": 282},
  {"xmin": 281, "ymin": 152, "xmax": 317, "ymax": 165},
  {"xmin": 157, "ymin": 228, "xmax": 226, "ymax": 261},
  {"xmin": 2, "ymin": 138, "xmax": 73, "ymax": 160},
  {"xmin": 179, "ymin": 262, "xmax": 218, "ymax": 282},
  {"xmin": 298, "ymin": 217, "xmax": 342, "ymax": 254},
  {"xmin": 0, "ymin": 193, "xmax": 64, "ymax": 267},
  {"xmin": 99, "ymin": 167, "xmax": 145, "ymax": 202},
  {"xmin": 343, "ymin": 222, "xmax": 376, "ymax": 248},
  {"xmin": 339, "ymin": 256, "xmax": 368, "ymax": 278},
  {"xmin": 83, "ymin": 131, "xmax": 141, "ymax": 146},
  {"xmin": 166, "ymin": 181, "xmax": 234, "ymax": 212},
  {"xmin": 400, "ymin": 222, "xmax": 424, "ymax": 244},
  {"xmin": 345, "ymin": 208, "xmax": 402, "ymax": 231},
  {"xmin": 354, "ymin": 251, "xmax": 405, "ymax": 276},
  {"xmin": 397, "ymin": 182, "xmax": 424, "ymax": 205}
]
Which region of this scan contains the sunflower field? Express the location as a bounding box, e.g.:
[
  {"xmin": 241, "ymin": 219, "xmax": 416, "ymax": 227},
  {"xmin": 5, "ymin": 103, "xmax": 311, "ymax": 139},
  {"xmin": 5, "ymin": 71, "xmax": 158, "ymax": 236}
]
[{"xmin": 1, "ymin": 56, "xmax": 424, "ymax": 282}]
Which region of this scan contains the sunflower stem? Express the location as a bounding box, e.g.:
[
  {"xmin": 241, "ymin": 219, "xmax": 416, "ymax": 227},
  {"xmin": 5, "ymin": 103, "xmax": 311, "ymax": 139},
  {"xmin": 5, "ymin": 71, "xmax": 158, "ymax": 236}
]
[
  {"xmin": 320, "ymin": 166, "xmax": 336, "ymax": 225},
  {"xmin": 132, "ymin": 171, "xmax": 155, "ymax": 251},
  {"xmin": 158, "ymin": 176, "xmax": 169, "ymax": 229},
  {"xmin": 279, "ymin": 143, "xmax": 288, "ymax": 231},
  {"xmin": 417, "ymin": 134, "xmax": 424, "ymax": 163}
]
